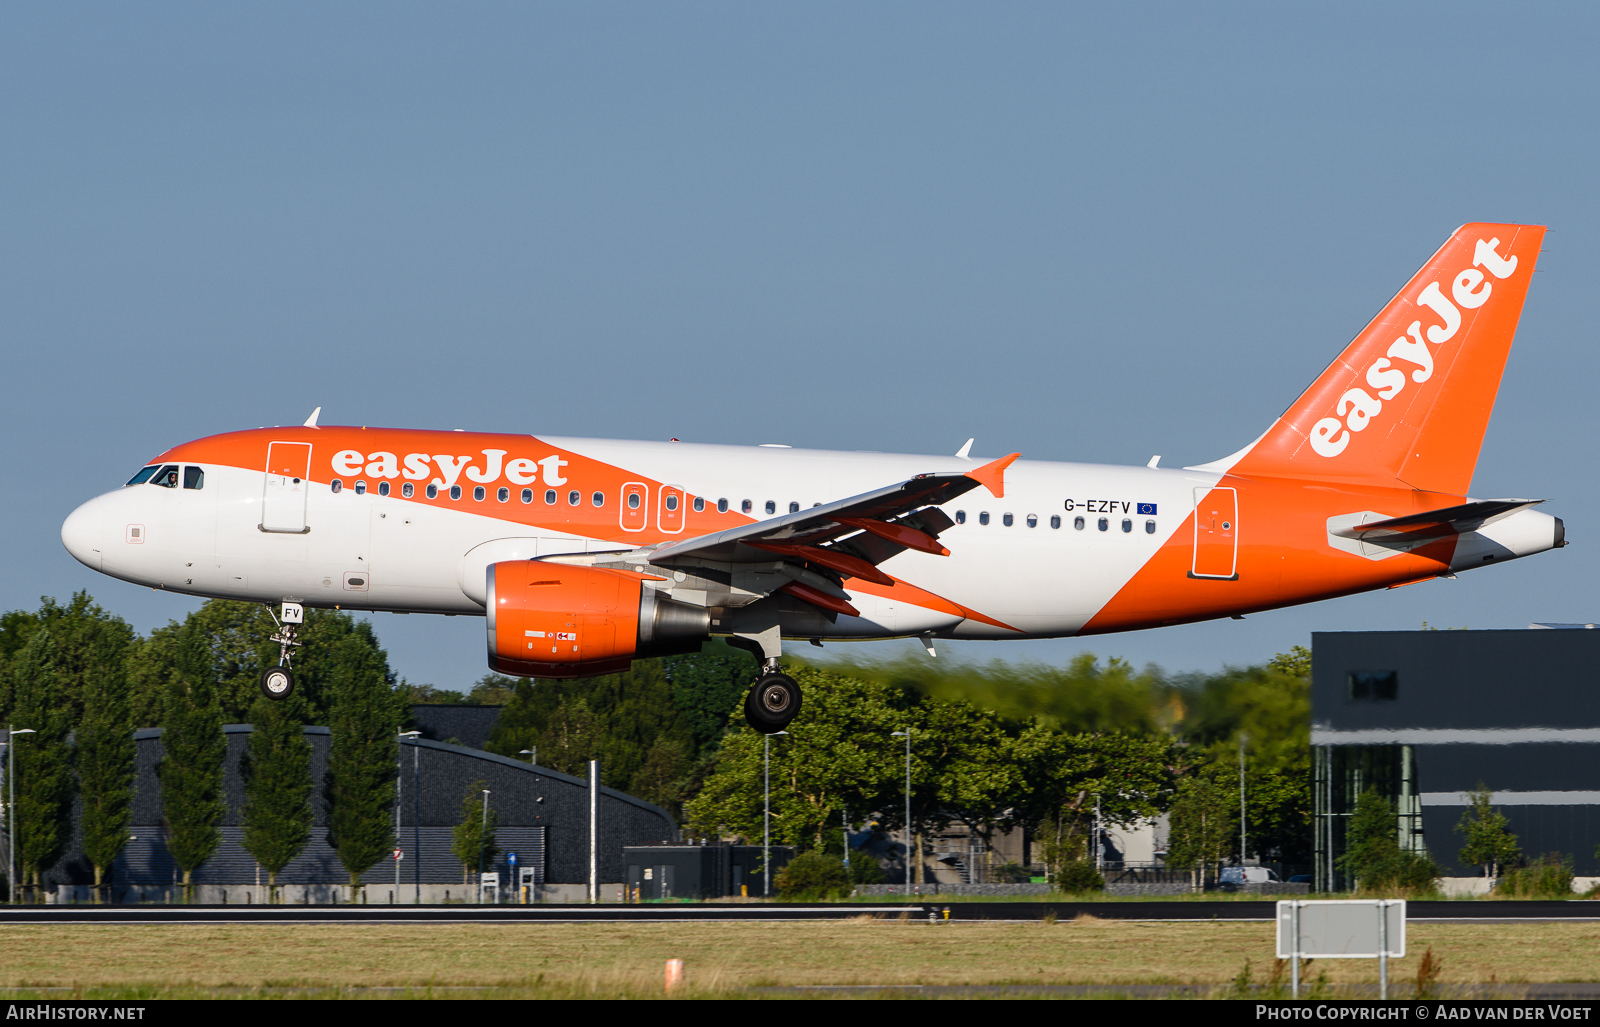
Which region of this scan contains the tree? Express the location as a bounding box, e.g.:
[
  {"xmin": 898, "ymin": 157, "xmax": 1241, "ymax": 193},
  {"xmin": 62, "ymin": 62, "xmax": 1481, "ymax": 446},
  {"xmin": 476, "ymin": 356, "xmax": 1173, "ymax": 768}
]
[
  {"xmin": 1339, "ymin": 788, "xmax": 1439, "ymax": 893},
  {"xmin": 7, "ymin": 631, "xmax": 75, "ymax": 897},
  {"xmin": 1166, "ymin": 770, "xmax": 1235, "ymax": 889},
  {"xmin": 451, "ymin": 780, "xmax": 498, "ymax": 884},
  {"xmin": 1456, "ymin": 785, "xmax": 1521, "ymax": 881},
  {"xmin": 685, "ymin": 666, "xmax": 905, "ymax": 852},
  {"xmin": 157, "ymin": 625, "xmax": 227, "ymax": 902},
  {"xmin": 241, "ymin": 697, "xmax": 313, "ymax": 903},
  {"xmin": 76, "ymin": 652, "xmax": 136, "ymax": 899},
  {"xmin": 323, "ymin": 633, "xmax": 401, "ymax": 898}
]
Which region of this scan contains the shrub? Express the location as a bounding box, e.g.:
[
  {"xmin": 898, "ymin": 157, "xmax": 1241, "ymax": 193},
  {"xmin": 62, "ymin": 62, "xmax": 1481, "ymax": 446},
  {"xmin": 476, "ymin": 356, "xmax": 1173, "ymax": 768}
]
[
  {"xmin": 991, "ymin": 862, "xmax": 1033, "ymax": 883},
  {"xmin": 774, "ymin": 850, "xmax": 852, "ymax": 899},
  {"xmin": 1053, "ymin": 859, "xmax": 1105, "ymax": 893},
  {"xmin": 1497, "ymin": 853, "xmax": 1574, "ymax": 898}
]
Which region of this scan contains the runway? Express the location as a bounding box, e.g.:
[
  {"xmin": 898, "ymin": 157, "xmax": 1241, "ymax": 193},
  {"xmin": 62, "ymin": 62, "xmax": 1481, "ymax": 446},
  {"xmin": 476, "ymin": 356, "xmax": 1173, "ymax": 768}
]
[{"xmin": 0, "ymin": 899, "xmax": 1596, "ymax": 924}]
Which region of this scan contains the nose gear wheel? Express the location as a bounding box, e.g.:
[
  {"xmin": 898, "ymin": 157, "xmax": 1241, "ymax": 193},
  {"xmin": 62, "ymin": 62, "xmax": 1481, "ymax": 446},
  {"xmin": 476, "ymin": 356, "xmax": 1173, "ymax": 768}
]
[{"xmin": 260, "ymin": 664, "xmax": 295, "ymax": 701}]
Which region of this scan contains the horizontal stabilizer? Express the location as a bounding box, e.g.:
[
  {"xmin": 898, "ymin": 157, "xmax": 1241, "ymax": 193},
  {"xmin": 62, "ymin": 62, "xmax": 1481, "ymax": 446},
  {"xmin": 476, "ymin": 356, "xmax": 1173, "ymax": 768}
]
[{"xmin": 1331, "ymin": 499, "xmax": 1543, "ymax": 542}]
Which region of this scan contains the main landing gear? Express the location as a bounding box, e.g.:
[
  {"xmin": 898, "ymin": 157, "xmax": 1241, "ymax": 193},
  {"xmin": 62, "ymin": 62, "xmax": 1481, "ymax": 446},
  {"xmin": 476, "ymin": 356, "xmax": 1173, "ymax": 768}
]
[
  {"xmin": 744, "ymin": 658, "xmax": 802, "ymax": 734},
  {"xmin": 260, "ymin": 602, "xmax": 304, "ymax": 701}
]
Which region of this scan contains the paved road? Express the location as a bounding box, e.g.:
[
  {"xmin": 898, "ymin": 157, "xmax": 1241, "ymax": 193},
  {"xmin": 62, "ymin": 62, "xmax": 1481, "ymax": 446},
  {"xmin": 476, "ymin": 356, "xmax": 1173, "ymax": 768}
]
[{"xmin": 0, "ymin": 899, "xmax": 1595, "ymax": 924}]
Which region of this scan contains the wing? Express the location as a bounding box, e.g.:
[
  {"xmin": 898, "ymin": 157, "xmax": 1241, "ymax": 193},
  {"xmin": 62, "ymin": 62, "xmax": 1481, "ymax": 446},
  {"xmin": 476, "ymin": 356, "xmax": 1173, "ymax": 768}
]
[{"xmin": 543, "ymin": 452, "xmax": 1019, "ymax": 619}]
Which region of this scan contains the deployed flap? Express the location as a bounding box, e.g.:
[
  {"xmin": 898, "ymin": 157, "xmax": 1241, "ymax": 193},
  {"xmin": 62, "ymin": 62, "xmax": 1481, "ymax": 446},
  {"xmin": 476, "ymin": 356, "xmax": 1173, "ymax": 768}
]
[{"xmin": 1331, "ymin": 498, "xmax": 1543, "ymax": 542}]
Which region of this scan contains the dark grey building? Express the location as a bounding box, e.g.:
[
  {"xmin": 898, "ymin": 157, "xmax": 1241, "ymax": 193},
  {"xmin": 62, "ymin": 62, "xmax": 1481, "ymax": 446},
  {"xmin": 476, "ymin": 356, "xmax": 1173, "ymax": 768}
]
[
  {"xmin": 1312, "ymin": 629, "xmax": 1600, "ymax": 889},
  {"xmin": 31, "ymin": 725, "xmax": 676, "ymax": 894},
  {"xmin": 623, "ymin": 843, "xmax": 794, "ymax": 900}
]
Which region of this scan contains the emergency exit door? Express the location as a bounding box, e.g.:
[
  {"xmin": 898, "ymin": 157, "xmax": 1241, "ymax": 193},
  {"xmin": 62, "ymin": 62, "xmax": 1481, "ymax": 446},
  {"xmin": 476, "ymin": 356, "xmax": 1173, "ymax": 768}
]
[
  {"xmin": 1191, "ymin": 486, "xmax": 1238, "ymax": 579},
  {"xmin": 262, "ymin": 442, "xmax": 312, "ymax": 533}
]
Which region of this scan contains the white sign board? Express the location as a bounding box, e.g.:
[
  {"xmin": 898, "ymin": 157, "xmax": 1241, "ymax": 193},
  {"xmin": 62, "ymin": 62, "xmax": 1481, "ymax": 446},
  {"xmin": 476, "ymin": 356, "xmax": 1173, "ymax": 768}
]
[{"xmin": 1276, "ymin": 900, "xmax": 1405, "ymax": 959}]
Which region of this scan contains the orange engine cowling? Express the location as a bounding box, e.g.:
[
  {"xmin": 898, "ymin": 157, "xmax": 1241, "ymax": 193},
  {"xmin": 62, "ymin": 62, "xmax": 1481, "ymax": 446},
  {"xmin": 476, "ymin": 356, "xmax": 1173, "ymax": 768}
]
[{"xmin": 486, "ymin": 561, "xmax": 710, "ymax": 678}]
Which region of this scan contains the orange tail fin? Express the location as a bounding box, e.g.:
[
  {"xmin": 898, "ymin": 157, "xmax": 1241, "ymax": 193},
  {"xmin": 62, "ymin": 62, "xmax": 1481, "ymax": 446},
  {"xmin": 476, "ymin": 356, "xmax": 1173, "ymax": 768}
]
[{"xmin": 1211, "ymin": 223, "xmax": 1545, "ymax": 495}]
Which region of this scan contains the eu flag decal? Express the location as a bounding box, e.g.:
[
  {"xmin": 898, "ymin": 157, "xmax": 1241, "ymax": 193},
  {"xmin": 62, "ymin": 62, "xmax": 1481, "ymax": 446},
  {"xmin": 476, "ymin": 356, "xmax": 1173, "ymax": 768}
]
[{"xmin": 1137, "ymin": 503, "xmax": 1157, "ymax": 516}]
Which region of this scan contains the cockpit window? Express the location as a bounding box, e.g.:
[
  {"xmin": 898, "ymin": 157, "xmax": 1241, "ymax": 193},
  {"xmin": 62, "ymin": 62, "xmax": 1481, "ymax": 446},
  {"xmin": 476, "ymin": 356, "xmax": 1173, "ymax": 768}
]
[
  {"xmin": 150, "ymin": 465, "xmax": 180, "ymax": 489},
  {"xmin": 125, "ymin": 465, "xmax": 160, "ymax": 487},
  {"xmin": 183, "ymin": 466, "xmax": 204, "ymax": 490}
]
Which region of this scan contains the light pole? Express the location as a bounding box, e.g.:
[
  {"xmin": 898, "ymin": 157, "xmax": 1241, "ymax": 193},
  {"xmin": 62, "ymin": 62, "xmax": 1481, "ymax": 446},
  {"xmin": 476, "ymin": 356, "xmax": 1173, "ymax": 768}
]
[
  {"xmin": 763, "ymin": 731, "xmax": 787, "ymax": 898},
  {"xmin": 396, "ymin": 731, "xmax": 420, "ymax": 901},
  {"xmin": 1238, "ymin": 732, "xmax": 1248, "ymax": 869},
  {"xmin": 478, "ymin": 789, "xmax": 491, "ymax": 904},
  {"xmin": 892, "ymin": 729, "xmax": 912, "ymax": 895},
  {"xmin": 519, "ymin": 748, "xmax": 536, "ymax": 765},
  {"xmin": 410, "ymin": 734, "xmax": 421, "ymax": 904},
  {"xmin": 7, "ymin": 727, "xmax": 34, "ymax": 906}
]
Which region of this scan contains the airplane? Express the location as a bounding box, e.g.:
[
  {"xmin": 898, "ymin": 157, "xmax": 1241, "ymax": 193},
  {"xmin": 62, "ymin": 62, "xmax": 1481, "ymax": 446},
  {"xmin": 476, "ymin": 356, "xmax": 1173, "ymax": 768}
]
[{"xmin": 61, "ymin": 223, "xmax": 1562, "ymax": 733}]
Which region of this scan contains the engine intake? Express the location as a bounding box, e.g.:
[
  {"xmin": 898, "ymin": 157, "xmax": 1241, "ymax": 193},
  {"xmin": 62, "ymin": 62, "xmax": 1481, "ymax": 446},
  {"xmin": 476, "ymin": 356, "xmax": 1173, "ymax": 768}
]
[{"xmin": 486, "ymin": 561, "xmax": 710, "ymax": 678}]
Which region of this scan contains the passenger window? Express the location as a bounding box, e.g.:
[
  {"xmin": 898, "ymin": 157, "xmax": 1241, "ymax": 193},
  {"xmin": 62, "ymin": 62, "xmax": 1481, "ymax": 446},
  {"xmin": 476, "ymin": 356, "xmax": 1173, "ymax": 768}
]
[
  {"xmin": 1050, "ymin": 515, "xmax": 1061, "ymax": 529},
  {"xmin": 1145, "ymin": 519, "xmax": 1156, "ymax": 534},
  {"xmin": 126, "ymin": 465, "xmax": 160, "ymax": 487},
  {"xmin": 449, "ymin": 485, "xmax": 462, "ymax": 500},
  {"xmin": 497, "ymin": 487, "xmax": 509, "ymax": 503},
  {"xmin": 378, "ymin": 481, "xmax": 391, "ymax": 497},
  {"xmin": 692, "ymin": 497, "xmax": 704, "ymax": 513},
  {"xmin": 628, "ymin": 492, "xmax": 641, "ymax": 510},
  {"xmin": 354, "ymin": 480, "xmax": 367, "ymax": 495},
  {"xmin": 788, "ymin": 502, "xmax": 799, "ymax": 513},
  {"xmin": 521, "ymin": 488, "xmax": 533, "ymax": 504},
  {"xmin": 979, "ymin": 512, "xmax": 990, "ymax": 525},
  {"xmin": 666, "ymin": 495, "xmax": 679, "ymax": 511},
  {"xmin": 183, "ymin": 466, "xmax": 204, "ymax": 490},
  {"xmin": 765, "ymin": 501, "xmax": 776, "ymax": 515},
  {"xmin": 426, "ymin": 484, "xmax": 438, "ymax": 499},
  {"xmin": 955, "ymin": 510, "xmax": 966, "ymax": 524},
  {"xmin": 592, "ymin": 491, "xmax": 604, "ymax": 507},
  {"xmin": 332, "ymin": 479, "xmax": 344, "ymax": 493},
  {"xmin": 1122, "ymin": 518, "xmax": 1132, "ymax": 532},
  {"xmin": 402, "ymin": 483, "xmax": 414, "ymax": 498},
  {"xmin": 741, "ymin": 499, "xmax": 753, "ymax": 514},
  {"xmin": 473, "ymin": 486, "xmax": 485, "ymax": 501},
  {"xmin": 1074, "ymin": 516, "xmax": 1085, "ymax": 530},
  {"xmin": 1026, "ymin": 514, "xmax": 1037, "ymax": 528},
  {"xmin": 545, "ymin": 490, "xmax": 557, "ymax": 505},
  {"xmin": 568, "ymin": 490, "xmax": 581, "ymax": 506},
  {"xmin": 1098, "ymin": 517, "xmax": 1109, "ymax": 531},
  {"xmin": 151, "ymin": 465, "xmax": 180, "ymax": 489},
  {"xmin": 1002, "ymin": 513, "xmax": 1014, "ymax": 527},
  {"xmin": 717, "ymin": 498, "xmax": 729, "ymax": 513}
]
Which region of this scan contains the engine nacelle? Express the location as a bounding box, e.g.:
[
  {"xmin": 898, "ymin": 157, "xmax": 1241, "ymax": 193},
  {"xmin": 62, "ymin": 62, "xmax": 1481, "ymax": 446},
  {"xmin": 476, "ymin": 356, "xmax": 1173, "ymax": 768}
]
[{"xmin": 486, "ymin": 561, "xmax": 710, "ymax": 678}]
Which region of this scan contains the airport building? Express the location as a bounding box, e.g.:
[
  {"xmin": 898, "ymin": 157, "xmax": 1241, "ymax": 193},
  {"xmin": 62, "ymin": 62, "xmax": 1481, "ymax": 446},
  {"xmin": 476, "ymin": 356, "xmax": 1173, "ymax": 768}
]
[
  {"xmin": 1312, "ymin": 629, "xmax": 1600, "ymax": 890},
  {"xmin": 31, "ymin": 716, "xmax": 678, "ymax": 900}
]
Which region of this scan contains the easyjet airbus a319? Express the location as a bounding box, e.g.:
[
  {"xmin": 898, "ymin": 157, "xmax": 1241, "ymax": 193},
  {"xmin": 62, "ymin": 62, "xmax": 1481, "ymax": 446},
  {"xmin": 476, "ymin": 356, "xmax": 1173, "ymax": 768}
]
[{"xmin": 62, "ymin": 224, "xmax": 1562, "ymax": 732}]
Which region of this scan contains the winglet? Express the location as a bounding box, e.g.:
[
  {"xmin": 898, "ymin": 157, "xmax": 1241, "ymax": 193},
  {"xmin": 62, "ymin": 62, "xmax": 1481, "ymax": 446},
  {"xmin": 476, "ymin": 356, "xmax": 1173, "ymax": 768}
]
[
  {"xmin": 303, "ymin": 407, "xmax": 322, "ymax": 428},
  {"xmin": 967, "ymin": 452, "xmax": 1020, "ymax": 498}
]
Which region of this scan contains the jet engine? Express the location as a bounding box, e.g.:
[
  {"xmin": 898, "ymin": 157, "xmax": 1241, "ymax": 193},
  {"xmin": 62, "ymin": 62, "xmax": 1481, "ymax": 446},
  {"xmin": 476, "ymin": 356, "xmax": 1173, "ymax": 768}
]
[{"xmin": 486, "ymin": 561, "xmax": 710, "ymax": 678}]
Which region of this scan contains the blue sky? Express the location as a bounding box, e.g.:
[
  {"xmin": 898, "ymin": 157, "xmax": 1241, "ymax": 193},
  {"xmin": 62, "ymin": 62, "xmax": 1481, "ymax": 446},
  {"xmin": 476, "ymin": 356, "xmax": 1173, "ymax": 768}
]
[{"xmin": 5, "ymin": 3, "xmax": 1599, "ymax": 687}]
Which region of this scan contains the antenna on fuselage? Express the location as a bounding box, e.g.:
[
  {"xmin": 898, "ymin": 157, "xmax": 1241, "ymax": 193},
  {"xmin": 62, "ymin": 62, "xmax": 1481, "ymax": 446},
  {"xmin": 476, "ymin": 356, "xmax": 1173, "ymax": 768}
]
[
  {"xmin": 303, "ymin": 407, "xmax": 322, "ymax": 428},
  {"xmin": 955, "ymin": 438, "xmax": 974, "ymax": 460}
]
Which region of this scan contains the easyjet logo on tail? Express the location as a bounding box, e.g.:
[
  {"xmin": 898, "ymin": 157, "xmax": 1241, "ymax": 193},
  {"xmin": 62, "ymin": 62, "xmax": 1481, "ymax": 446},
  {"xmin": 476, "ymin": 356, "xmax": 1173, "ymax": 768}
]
[{"xmin": 1309, "ymin": 238, "xmax": 1520, "ymax": 458}]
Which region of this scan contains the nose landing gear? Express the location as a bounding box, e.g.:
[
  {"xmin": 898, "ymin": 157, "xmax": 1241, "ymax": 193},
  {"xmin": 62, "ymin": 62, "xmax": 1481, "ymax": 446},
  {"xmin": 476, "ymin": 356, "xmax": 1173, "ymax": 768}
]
[
  {"xmin": 259, "ymin": 602, "xmax": 304, "ymax": 701},
  {"xmin": 744, "ymin": 658, "xmax": 801, "ymax": 734}
]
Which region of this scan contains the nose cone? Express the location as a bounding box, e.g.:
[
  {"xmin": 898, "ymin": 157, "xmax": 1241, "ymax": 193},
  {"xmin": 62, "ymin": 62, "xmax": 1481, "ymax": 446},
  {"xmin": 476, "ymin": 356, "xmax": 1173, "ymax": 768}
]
[{"xmin": 61, "ymin": 496, "xmax": 107, "ymax": 571}]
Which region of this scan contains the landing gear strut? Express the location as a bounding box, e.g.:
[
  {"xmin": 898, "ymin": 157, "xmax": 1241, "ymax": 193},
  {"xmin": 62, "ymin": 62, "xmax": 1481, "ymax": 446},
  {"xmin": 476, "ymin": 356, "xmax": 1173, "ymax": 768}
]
[
  {"xmin": 260, "ymin": 602, "xmax": 304, "ymax": 701},
  {"xmin": 744, "ymin": 657, "xmax": 801, "ymax": 734}
]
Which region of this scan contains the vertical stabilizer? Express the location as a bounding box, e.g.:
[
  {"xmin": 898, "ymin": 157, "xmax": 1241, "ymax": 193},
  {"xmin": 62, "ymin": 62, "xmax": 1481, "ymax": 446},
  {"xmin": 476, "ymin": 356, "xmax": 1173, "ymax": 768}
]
[{"xmin": 1219, "ymin": 223, "xmax": 1544, "ymax": 495}]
